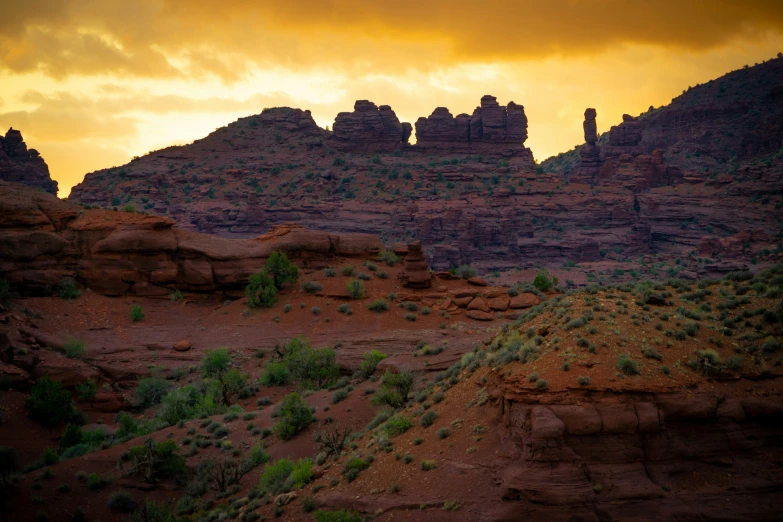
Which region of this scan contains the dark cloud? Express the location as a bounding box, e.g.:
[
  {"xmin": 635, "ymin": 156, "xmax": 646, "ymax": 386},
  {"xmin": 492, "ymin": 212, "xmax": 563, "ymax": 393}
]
[{"xmin": 1, "ymin": 1, "xmax": 782, "ymax": 80}]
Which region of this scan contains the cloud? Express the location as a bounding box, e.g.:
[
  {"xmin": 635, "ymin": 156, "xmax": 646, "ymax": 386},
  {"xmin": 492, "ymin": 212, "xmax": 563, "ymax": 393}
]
[{"xmin": 1, "ymin": 1, "xmax": 782, "ymax": 80}]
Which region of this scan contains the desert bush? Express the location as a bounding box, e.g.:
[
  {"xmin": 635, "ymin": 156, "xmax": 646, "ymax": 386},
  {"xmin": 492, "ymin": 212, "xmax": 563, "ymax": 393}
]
[
  {"xmin": 346, "ymin": 279, "xmax": 365, "ymax": 299},
  {"xmin": 25, "ymin": 377, "xmax": 74, "ymax": 426},
  {"xmin": 341, "ymin": 266, "xmax": 355, "ymax": 277},
  {"xmin": 383, "ymin": 416, "xmax": 413, "ymax": 437},
  {"xmin": 616, "ymin": 355, "xmax": 638, "ymax": 375},
  {"xmin": 372, "ymin": 371, "xmax": 414, "ymax": 408},
  {"xmin": 577, "ymin": 375, "xmax": 591, "ymax": 386},
  {"xmin": 130, "ymin": 305, "xmax": 145, "ymax": 322},
  {"xmin": 420, "ymin": 459, "xmax": 437, "ymax": 471},
  {"xmin": 258, "ymin": 459, "xmax": 294, "ymax": 494},
  {"xmin": 274, "ymin": 393, "xmax": 313, "ymax": 440},
  {"xmin": 260, "ymin": 360, "xmax": 289, "ymax": 386},
  {"xmin": 122, "ymin": 439, "xmax": 185, "ymax": 482},
  {"xmin": 323, "ymin": 268, "xmax": 336, "ymax": 277},
  {"xmin": 332, "ymin": 389, "xmax": 348, "ymax": 404},
  {"xmin": 302, "ymin": 281, "xmax": 323, "ymax": 293},
  {"xmin": 404, "ymin": 313, "xmax": 417, "ymax": 322},
  {"xmin": 379, "ymin": 250, "xmax": 400, "ymax": 266},
  {"xmin": 314, "ymin": 510, "xmax": 362, "ymax": 522},
  {"xmin": 245, "ymin": 270, "xmax": 277, "ymax": 308},
  {"xmin": 368, "ymin": 299, "xmax": 389, "ymax": 312},
  {"xmin": 420, "ymin": 411, "xmax": 437, "ymax": 428},
  {"xmin": 133, "ymin": 377, "xmax": 172, "ymax": 409},
  {"xmin": 342, "ymin": 458, "xmax": 368, "ymax": 482},
  {"xmin": 76, "ymin": 379, "xmax": 97, "ymax": 401},
  {"xmin": 360, "ymin": 350, "xmax": 387, "ymax": 379},
  {"xmin": 536, "ymin": 379, "xmax": 549, "ymax": 391},
  {"xmin": 108, "ymin": 491, "xmax": 137, "ymax": 513},
  {"xmin": 533, "ymin": 270, "xmax": 555, "ymax": 292},
  {"xmin": 313, "ymin": 426, "xmax": 352, "ymax": 458},
  {"xmin": 337, "ymin": 303, "xmax": 352, "ymax": 315},
  {"xmin": 264, "ymin": 251, "xmax": 299, "ymax": 289},
  {"xmin": 357, "ymin": 272, "xmax": 371, "ymax": 281},
  {"xmin": 58, "ymin": 278, "xmax": 81, "ymax": 300},
  {"xmin": 64, "ymin": 337, "xmax": 86, "ymax": 359},
  {"xmin": 436, "ymin": 427, "xmax": 450, "ymax": 439},
  {"xmin": 86, "ymin": 472, "xmax": 109, "ymax": 490},
  {"xmin": 455, "ymin": 265, "xmax": 477, "ymax": 279}
]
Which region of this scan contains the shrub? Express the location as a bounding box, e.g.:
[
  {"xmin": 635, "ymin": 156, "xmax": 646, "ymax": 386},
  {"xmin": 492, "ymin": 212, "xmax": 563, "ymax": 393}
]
[
  {"xmin": 337, "ymin": 303, "xmax": 352, "ymax": 315},
  {"xmin": 436, "ymin": 427, "xmax": 450, "ymax": 439},
  {"xmin": 577, "ymin": 375, "xmax": 591, "ymax": 386},
  {"xmin": 455, "ymin": 265, "xmax": 477, "ymax": 279},
  {"xmin": 376, "ymin": 271, "xmax": 388, "ymax": 279},
  {"xmin": 533, "ymin": 270, "xmax": 554, "ymax": 292},
  {"xmin": 360, "ymin": 350, "xmax": 387, "ymax": 379},
  {"xmin": 314, "ymin": 510, "xmax": 362, "ymax": 522},
  {"xmin": 258, "ymin": 459, "xmax": 295, "ymax": 494},
  {"xmin": 372, "ymin": 371, "xmax": 414, "ymax": 408},
  {"xmin": 264, "ymin": 251, "xmax": 299, "ymax": 289},
  {"xmin": 379, "ymin": 250, "xmax": 400, "ymax": 266},
  {"xmin": 280, "ymin": 337, "xmax": 340, "ymax": 388},
  {"xmin": 332, "ymin": 389, "xmax": 348, "ymax": 404},
  {"xmin": 302, "ymin": 281, "xmax": 323, "ymax": 293},
  {"xmin": 133, "ymin": 377, "xmax": 172, "ymax": 409},
  {"xmin": 342, "ymin": 458, "xmax": 368, "ymax": 482},
  {"xmin": 341, "ymin": 266, "xmax": 355, "ymax": 277},
  {"xmin": 25, "ymin": 377, "xmax": 74, "ymax": 426},
  {"xmin": 64, "ymin": 337, "xmax": 86, "ymax": 359},
  {"xmin": 311, "ymin": 306, "xmax": 321, "ymax": 315},
  {"xmin": 420, "ymin": 459, "xmax": 437, "ymax": 471},
  {"xmin": 404, "ymin": 313, "xmax": 417, "ymax": 322},
  {"xmin": 641, "ymin": 347, "xmax": 663, "ymax": 361},
  {"xmin": 169, "ymin": 289, "xmax": 184, "ymax": 302},
  {"xmin": 616, "ymin": 355, "xmax": 638, "ymax": 375},
  {"xmin": 274, "ymin": 393, "xmax": 313, "ymax": 440},
  {"xmin": 0, "ymin": 279, "xmax": 11, "ymax": 306},
  {"xmin": 76, "ymin": 379, "xmax": 97, "ymax": 401},
  {"xmin": 290, "ymin": 458, "xmax": 314, "ymax": 488},
  {"xmin": 245, "ymin": 269, "xmax": 277, "ymax": 308},
  {"xmin": 123, "ymin": 439, "xmax": 185, "ymax": 482},
  {"xmin": 42, "ymin": 447, "xmax": 58, "ymax": 466},
  {"xmin": 130, "ymin": 305, "xmax": 144, "ymax": 322},
  {"xmin": 536, "ymin": 379, "xmax": 549, "ymax": 391},
  {"xmin": 685, "ymin": 322, "xmax": 700, "ymax": 336},
  {"xmin": 108, "ymin": 491, "xmax": 137, "ymax": 513},
  {"xmin": 357, "ymin": 272, "xmax": 371, "ymax": 281},
  {"xmin": 58, "ymin": 278, "xmax": 81, "ymax": 300},
  {"xmin": 368, "ymin": 299, "xmax": 389, "ymax": 312},
  {"xmin": 420, "ymin": 411, "xmax": 437, "ymax": 428},
  {"xmin": 86, "ymin": 472, "xmax": 108, "ymax": 490},
  {"xmin": 346, "ymin": 279, "xmax": 365, "ymax": 299},
  {"xmin": 383, "ymin": 416, "xmax": 413, "ymax": 437}
]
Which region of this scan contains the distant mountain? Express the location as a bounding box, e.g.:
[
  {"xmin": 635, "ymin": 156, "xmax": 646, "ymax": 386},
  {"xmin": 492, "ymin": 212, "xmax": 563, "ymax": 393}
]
[{"xmin": 0, "ymin": 128, "xmax": 58, "ymax": 195}]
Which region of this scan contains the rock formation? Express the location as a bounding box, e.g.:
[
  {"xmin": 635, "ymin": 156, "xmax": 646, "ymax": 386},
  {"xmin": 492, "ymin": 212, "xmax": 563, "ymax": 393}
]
[
  {"xmin": 0, "ymin": 128, "xmax": 58, "ymax": 195},
  {"xmin": 398, "ymin": 241, "xmax": 431, "ymax": 288},
  {"xmin": 332, "ymin": 101, "xmax": 410, "ymax": 152},
  {"xmin": 0, "ymin": 181, "xmax": 383, "ymax": 297},
  {"xmin": 415, "ymin": 95, "xmax": 533, "ymax": 159},
  {"xmin": 575, "ymin": 108, "xmax": 602, "ymax": 183}
]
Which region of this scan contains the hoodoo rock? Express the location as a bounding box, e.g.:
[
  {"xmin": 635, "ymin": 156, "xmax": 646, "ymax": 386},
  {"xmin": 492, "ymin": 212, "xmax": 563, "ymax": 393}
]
[
  {"xmin": 398, "ymin": 241, "xmax": 432, "ymax": 289},
  {"xmin": 583, "ymin": 108, "xmax": 598, "ymax": 144},
  {"xmin": 415, "ymin": 95, "xmax": 534, "ymax": 160},
  {"xmin": 332, "ymin": 101, "xmax": 410, "ymax": 152},
  {"xmin": 0, "ymin": 128, "xmax": 58, "ymax": 195}
]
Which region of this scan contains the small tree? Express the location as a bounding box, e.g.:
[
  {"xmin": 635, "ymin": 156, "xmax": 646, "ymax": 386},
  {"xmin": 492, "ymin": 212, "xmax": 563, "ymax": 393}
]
[
  {"xmin": 274, "ymin": 393, "xmax": 313, "ymax": 440},
  {"xmin": 202, "ymin": 348, "xmax": 244, "ymax": 405},
  {"xmin": 122, "ymin": 439, "xmax": 185, "ymax": 483},
  {"xmin": 533, "ymin": 270, "xmax": 554, "ymax": 292},
  {"xmin": 245, "ymin": 269, "xmax": 277, "ymax": 308},
  {"xmin": 313, "ymin": 425, "xmax": 352, "ymax": 459},
  {"xmin": 25, "ymin": 377, "xmax": 74, "ymax": 426},
  {"xmin": 360, "ymin": 350, "xmax": 387, "ymax": 379},
  {"xmin": 372, "ymin": 371, "xmax": 414, "ymax": 408},
  {"xmin": 264, "ymin": 251, "xmax": 299, "ymax": 289}
]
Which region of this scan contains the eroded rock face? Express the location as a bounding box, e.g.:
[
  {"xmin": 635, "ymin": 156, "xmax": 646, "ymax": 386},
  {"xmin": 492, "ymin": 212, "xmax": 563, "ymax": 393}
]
[
  {"xmin": 0, "ymin": 128, "xmax": 58, "ymax": 195},
  {"xmin": 332, "ymin": 101, "xmax": 409, "ymax": 152},
  {"xmin": 0, "ymin": 181, "xmax": 383, "ymax": 297}
]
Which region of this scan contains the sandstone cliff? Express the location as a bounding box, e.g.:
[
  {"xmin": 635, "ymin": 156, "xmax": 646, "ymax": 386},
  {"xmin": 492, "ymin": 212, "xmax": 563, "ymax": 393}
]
[{"xmin": 0, "ymin": 128, "xmax": 58, "ymax": 195}]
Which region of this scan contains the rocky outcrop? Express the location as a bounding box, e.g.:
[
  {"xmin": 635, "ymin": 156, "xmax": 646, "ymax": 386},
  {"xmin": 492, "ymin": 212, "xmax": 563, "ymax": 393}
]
[
  {"xmin": 0, "ymin": 128, "xmax": 58, "ymax": 195},
  {"xmin": 415, "ymin": 95, "xmax": 534, "ymax": 160},
  {"xmin": 332, "ymin": 101, "xmax": 410, "ymax": 152},
  {"xmin": 0, "ymin": 181, "xmax": 383, "ymax": 297},
  {"xmin": 398, "ymin": 241, "xmax": 431, "ymax": 288},
  {"xmin": 490, "ymin": 378, "xmax": 783, "ymax": 521}
]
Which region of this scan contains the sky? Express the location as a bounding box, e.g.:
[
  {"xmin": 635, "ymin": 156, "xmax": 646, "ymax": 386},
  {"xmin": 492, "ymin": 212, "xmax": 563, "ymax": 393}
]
[{"xmin": 1, "ymin": 1, "xmax": 783, "ymax": 196}]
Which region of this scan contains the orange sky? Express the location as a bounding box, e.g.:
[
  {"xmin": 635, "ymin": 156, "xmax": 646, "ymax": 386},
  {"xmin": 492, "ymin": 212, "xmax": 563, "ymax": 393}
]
[{"xmin": 1, "ymin": 0, "xmax": 783, "ymax": 196}]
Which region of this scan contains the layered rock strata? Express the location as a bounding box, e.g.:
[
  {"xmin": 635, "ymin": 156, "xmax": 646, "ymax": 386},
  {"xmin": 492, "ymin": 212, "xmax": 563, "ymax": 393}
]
[
  {"xmin": 0, "ymin": 128, "xmax": 58, "ymax": 195},
  {"xmin": 398, "ymin": 241, "xmax": 431, "ymax": 288},
  {"xmin": 332, "ymin": 100, "xmax": 410, "ymax": 152}
]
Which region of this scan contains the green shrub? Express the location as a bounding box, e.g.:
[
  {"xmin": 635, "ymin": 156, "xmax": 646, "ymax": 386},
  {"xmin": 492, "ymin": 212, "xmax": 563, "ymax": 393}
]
[
  {"xmin": 341, "ymin": 266, "xmax": 355, "ymax": 277},
  {"xmin": 616, "ymin": 355, "xmax": 638, "ymax": 375},
  {"xmin": 577, "ymin": 375, "xmax": 591, "ymax": 386},
  {"xmin": 302, "ymin": 281, "xmax": 323, "ymax": 293},
  {"xmin": 281, "ymin": 337, "xmax": 340, "ymax": 388},
  {"xmin": 76, "ymin": 379, "xmax": 97, "ymax": 401},
  {"xmin": 245, "ymin": 269, "xmax": 277, "ymax": 308},
  {"xmin": 383, "ymin": 416, "xmax": 413, "ymax": 437},
  {"xmin": 273, "ymin": 393, "xmax": 313, "ymax": 440},
  {"xmin": 311, "ymin": 306, "xmax": 321, "ymax": 315},
  {"xmin": 108, "ymin": 491, "xmax": 136, "ymax": 513},
  {"xmin": 684, "ymin": 322, "xmax": 700, "ymax": 336},
  {"xmin": 376, "ymin": 271, "xmax": 388, "ymax": 279},
  {"xmin": 59, "ymin": 423, "xmax": 83, "ymax": 451},
  {"xmin": 420, "ymin": 459, "xmax": 437, "ymax": 471},
  {"xmin": 58, "ymin": 278, "xmax": 81, "ymax": 300},
  {"xmin": 323, "ymin": 268, "xmax": 336, "ymax": 277},
  {"xmin": 260, "ymin": 360, "xmax": 289, "ymax": 386},
  {"xmin": 264, "ymin": 251, "xmax": 299, "ymax": 289},
  {"xmin": 436, "ymin": 427, "xmax": 450, "ymax": 439},
  {"xmin": 372, "ymin": 371, "xmax": 414, "ymax": 408},
  {"xmin": 533, "ymin": 270, "xmax": 554, "ymax": 292},
  {"xmin": 404, "ymin": 313, "xmax": 417, "ymax": 322},
  {"xmin": 258, "ymin": 459, "xmax": 295, "ymax": 494},
  {"xmin": 346, "ymin": 279, "xmax": 365, "ymax": 299},
  {"xmin": 290, "ymin": 458, "xmax": 314, "ymax": 488},
  {"xmin": 133, "ymin": 377, "xmax": 172, "ymax": 409},
  {"xmin": 314, "ymin": 510, "xmax": 362, "ymax": 522},
  {"xmin": 337, "ymin": 303, "xmax": 352, "ymax": 315},
  {"xmin": 63, "ymin": 337, "xmax": 85, "ymax": 359},
  {"xmin": 123, "ymin": 439, "xmax": 185, "ymax": 482},
  {"xmin": 332, "ymin": 389, "xmax": 348, "ymax": 404},
  {"xmin": 86, "ymin": 472, "xmax": 109, "ymax": 490},
  {"xmin": 379, "ymin": 250, "xmax": 400, "ymax": 266},
  {"xmin": 420, "ymin": 411, "xmax": 437, "ymax": 428},
  {"xmin": 536, "ymin": 379, "xmax": 549, "ymax": 391},
  {"xmin": 455, "ymin": 265, "xmax": 477, "ymax": 279},
  {"xmin": 360, "ymin": 350, "xmax": 387, "ymax": 379},
  {"xmin": 130, "ymin": 305, "xmax": 145, "ymax": 322},
  {"xmin": 368, "ymin": 299, "xmax": 389, "ymax": 312},
  {"xmin": 25, "ymin": 377, "xmax": 74, "ymax": 426},
  {"xmin": 42, "ymin": 447, "xmax": 58, "ymax": 466},
  {"xmin": 342, "ymin": 458, "xmax": 368, "ymax": 482}
]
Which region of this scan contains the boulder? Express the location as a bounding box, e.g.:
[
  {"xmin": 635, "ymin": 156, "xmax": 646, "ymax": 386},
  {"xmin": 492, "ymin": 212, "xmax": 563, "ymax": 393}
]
[
  {"xmin": 510, "ymin": 293, "xmax": 540, "ymax": 309},
  {"xmin": 467, "ymin": 310, "xmax": 494, "ymax": 321},
  {"xmin": 531, "ymin": 406, "xmax": 565, "ymax": 439},
  {"xmin": 467, "ymin": 277, "xmax": 488, "ymax": 287},
  {"xmin": 467, "ymin": 297, "xmax": 490, "ymax": 312},
  {"xmin": 488, "ymin": 295, "xmax": 510, "ymax": 311},
  {"xmin": 174, "ymin": 340, "xmax": 192, "ymax": 352}
]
